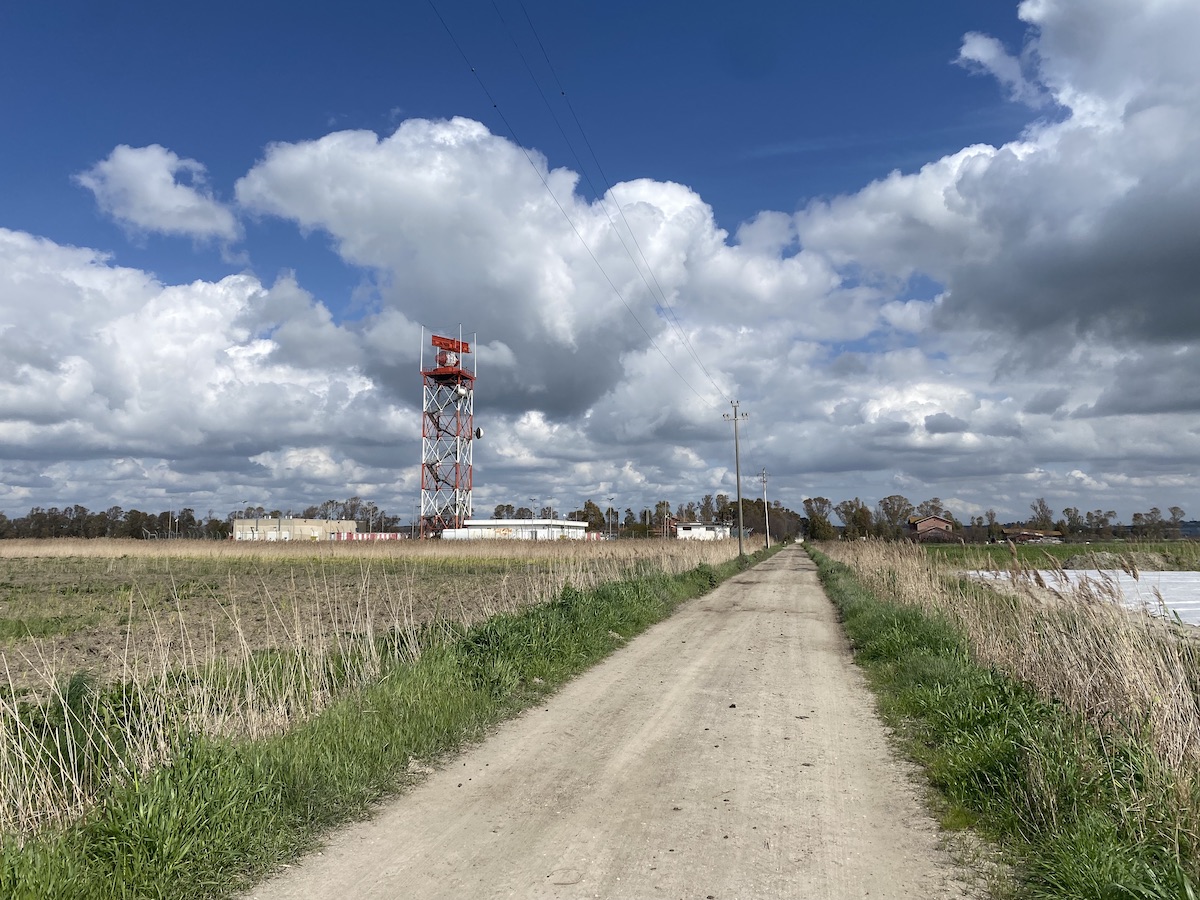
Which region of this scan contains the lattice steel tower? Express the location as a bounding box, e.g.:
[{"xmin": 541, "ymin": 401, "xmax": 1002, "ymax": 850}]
[{"xmin": 420, "ymin": 329, "xmax": 479, "ymax": 536}]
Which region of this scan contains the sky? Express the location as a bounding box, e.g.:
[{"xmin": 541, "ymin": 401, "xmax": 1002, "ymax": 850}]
[{"xmin": 1, "ymin": 0, "xmax": 1198, "ymax": 527}]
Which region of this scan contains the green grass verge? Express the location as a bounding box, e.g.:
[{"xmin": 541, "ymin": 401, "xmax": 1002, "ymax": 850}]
[
  {"xmin": 0, "ymin": 549, "xmax": 774, "ymax": 899},
  {"xmin": 810, "ymin": 548, "xmax": 1197, "ymax": 900},
  {"xmin": 924, "ymin": 540, "xmax": 1200, "ymax": 571}
]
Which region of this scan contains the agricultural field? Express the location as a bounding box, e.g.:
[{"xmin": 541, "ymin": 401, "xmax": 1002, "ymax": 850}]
[
  {"xmin": 0, "ymin": 537, "xmax": 752, "ymax": 696},
  {"xmin": 0, "ymin": 536, "xmax": 755, "ymax": 850},
  {"xmin": 923, "ymin": 538, "xmax": 1200, "ymax": 571}
]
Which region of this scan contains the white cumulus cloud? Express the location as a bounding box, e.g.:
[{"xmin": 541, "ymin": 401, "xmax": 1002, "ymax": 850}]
[{"xmin": 76, "ymin": 144, "xmax": 240, "ymax": 242}]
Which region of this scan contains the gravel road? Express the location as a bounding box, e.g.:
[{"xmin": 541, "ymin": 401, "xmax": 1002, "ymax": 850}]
[{"xmin": 246, "ymin": 546, "xmax": 976, "ymax": 899}]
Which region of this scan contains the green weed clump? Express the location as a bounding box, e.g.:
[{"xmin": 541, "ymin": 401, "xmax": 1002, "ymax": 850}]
[
  {"xmin": 814, "ymin": 549, "xmax": 1198, "ymax": 899},
  {"xmin": 0, "ymin": 554, "xmax": 748, "ymax": 899}
]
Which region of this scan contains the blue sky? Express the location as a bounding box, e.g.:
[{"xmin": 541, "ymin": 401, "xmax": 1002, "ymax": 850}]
[
  {"xmin": 2, "ymin": 0, "xmax": 1199, "ymax": 527},
  {"xmin": 3, "ymin": 1, "xmax": 1028, "ymax": 300}
]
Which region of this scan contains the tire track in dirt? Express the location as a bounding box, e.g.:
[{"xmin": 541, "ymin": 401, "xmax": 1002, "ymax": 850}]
[{"xmin": 246, "ymin": 547, "xmax": 977, "ymax": 899}]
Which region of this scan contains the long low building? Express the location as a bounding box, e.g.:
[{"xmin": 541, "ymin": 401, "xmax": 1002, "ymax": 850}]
[
  {"xmin": 675, "ymin": 522, "xmax": 733, "ymax": 540},
  {"xmin": 231, "ymin": 517, "xmax": 359, "ymax": 541},
  {"xmin": 440, "ymin": 519, "xmax": 594, "ymax": 540}
]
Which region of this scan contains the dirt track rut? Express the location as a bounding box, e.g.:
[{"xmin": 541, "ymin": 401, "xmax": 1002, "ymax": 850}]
[{"xmin": 247, "ymin": 547, "xmax": 974, "ymax": 899}]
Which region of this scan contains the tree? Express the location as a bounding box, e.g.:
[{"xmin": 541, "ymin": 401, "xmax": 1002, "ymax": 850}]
[
  {"xmin": 834, "ymin": 498, "xmax": 872, "ymax": 539},
  {"xmin": 1131, "ymin": 512, "xmax": 1146, "ymax": 538},
  {"xmin": 1086, "ymin": 509, "xmax": 1113, "ymax": 538},
  {"xmin": 1062, "ymin": 507, "xmax": 1084, "ymax": 536},
  {"xmin": 874, "ymin": 494, "xmax": 914, "ymax": 539},
  {"xmin": 1145, "ymin": 507, "xmax": 1165, "ymax": 540},
  {"xmin": 1028, "ymin": 497, "xmax": 1055, "ymax": 531},
  {"xmin": 803, "ymin": 497, "xmax": 836, "ymax": 541},
  {"xmin": 699, "ymin": 494, "xmax": 715, "ymax": 524},
  {"xmin": 986, "ymin": 509, "xmax": 1001, "ymax": 542},
  {"xmin": 579, "ymin": 499, "xmax": 605, "ymax": 531},
  {"xmin": 1169, "ymin": 506, "xmax": 1186, "ymax": 538},
  {"xmin": 916, "ymin": 497, "xmax": 947, "ymax": 519}
]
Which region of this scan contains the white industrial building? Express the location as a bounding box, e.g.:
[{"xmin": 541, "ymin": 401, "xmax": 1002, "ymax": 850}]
[
  {"xmin": 440, "ymin": 519, "xmax": 593, "ymax": 541},
  {"xmin": 675, "ymin": 523, "xmax": 733, "ymax": 540},
  {"xmin": 231, "ymin": 517, "xmax": 359, "ymax": 541}
]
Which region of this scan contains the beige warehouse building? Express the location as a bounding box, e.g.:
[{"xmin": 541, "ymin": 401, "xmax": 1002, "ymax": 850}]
[{"xmin": 231, "ymin": 517, "xmax": 358, "ymax": 541}]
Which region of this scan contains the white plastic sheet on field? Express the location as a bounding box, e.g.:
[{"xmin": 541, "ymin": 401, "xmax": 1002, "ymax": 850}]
[{"xmin": 973, "ymin": 570, "xmax": 1200, "ymax": 626}]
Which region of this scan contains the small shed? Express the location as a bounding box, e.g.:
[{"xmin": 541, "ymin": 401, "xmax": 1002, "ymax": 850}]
[{"xmin": 675, "ymin": 523, "xmax": 732, "ymax": 541}]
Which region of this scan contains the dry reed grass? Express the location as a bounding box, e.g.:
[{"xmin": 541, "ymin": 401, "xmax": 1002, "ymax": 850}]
[
  {"xmin": 822, "ymin": 539, "xmax": 1200, "ymax": 849},
  {"xmin": 0, "ymin": 537, "xmax": 752, "ymax": 836},
  {"xmin": 0, "ymin": 537, "xmax": 752, "ymax": 690}
]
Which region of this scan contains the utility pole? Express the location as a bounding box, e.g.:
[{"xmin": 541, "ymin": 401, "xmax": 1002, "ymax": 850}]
[
  {"xmin": 761, "ymin": 468, "xmax": 770, "ymax": 550},
  {"xmin": 724, "ymin": 400, "xmax": 748, "ymax": 557},
  {"xmin": 607, "ymin": 496, "xmax": 615, "ymax": 539}
]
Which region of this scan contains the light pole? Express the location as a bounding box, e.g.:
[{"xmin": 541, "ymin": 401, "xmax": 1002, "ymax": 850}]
[
  {"xmin": 530, "ymin": 498, "xmax": 538, "ymax": 520},
  {"xmin": 607, "ymin": 496, "xmax": 615, "ymax": 539},
  {"xmin": 761, "ymin": 468, "xmax": 770, "ymax": 550},
  {"xmin": 724, "ymin": 401, "xmax": 748, "ymax": 558}
]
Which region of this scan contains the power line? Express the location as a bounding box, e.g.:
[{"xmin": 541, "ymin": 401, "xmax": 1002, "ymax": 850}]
[
  {"xmin": 513, "ymin": 0, "xmax": 731, "ymax": 404},
  {"xmin": 425, "ymin": 0, "xmax": 721, "ymax": 408}
]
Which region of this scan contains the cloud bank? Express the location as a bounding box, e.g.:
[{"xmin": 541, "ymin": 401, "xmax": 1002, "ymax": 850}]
[{"xmin": 4, "ymin": 0, "xmax": 1199, "ymax": 525}]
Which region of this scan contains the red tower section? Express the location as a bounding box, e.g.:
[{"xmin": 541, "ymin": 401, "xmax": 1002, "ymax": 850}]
[{"xmin": 420, "ymin": 331, "xmax": 478, "ymax": 536}]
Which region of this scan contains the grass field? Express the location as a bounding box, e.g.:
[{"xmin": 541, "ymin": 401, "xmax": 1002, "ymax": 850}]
[
  {"xmin": 923, "ymin": 539, "xmax": 1200, "ymax": 571},
  {"xmin": 0, "ymin": 537, "xmax": 756, "ymax": 842},
  {"xmin": 0, "ymin": 537, "xmax": 755, "ymax": 696}
]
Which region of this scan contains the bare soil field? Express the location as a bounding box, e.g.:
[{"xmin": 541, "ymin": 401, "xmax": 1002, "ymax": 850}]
[{"xmin": 0, "ymin": 538, "xmax": 748, "ymax": 696}]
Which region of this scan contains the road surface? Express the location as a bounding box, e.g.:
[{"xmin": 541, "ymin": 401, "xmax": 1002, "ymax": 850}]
[{"xmin": 247, "ymin": 547, "xmax": 976, "ymax": 899}]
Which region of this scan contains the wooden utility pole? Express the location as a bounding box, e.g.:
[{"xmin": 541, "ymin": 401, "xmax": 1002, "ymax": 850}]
[
  {"xmin": 724, "ymin": 401, "xmax": 748, "ymax": 557},
  {"xmin": 761, "ymin": 468, "xmax": 770, "ymax": 550}
]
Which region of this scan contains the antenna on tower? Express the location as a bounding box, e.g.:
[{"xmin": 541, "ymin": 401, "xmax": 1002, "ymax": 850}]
[{"xmin": 420, "ymin": 326, "xmax": 480, "ymax": 537}]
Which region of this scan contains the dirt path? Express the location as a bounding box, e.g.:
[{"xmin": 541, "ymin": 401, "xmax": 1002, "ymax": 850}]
[{"xmin": 246, "ymin": 547, "xmax": 976, "ymax": 899}]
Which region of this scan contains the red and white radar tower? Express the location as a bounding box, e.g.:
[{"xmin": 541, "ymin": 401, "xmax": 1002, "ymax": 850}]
[{"xmin": 420, "ymin": 329, "xmax": 480, "ymax": 536}]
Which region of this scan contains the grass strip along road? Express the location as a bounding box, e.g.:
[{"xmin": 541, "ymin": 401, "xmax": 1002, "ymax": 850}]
[
  {"xmin": 812, "ymin": 548, "xmax": 1197, "ymax": 899},
  {"xmin": 1, "ymin": 553, "xmax": 757, "ymax": 899}
]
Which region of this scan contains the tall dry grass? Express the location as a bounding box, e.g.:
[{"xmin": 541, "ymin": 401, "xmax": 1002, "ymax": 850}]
[
  {"xmin": 0, "ymin": 537, "xmax": 752, "ymax": 838},
  {"xmin": 822, "ymin": 539, "xmax": 1200, "ymax": 848}
]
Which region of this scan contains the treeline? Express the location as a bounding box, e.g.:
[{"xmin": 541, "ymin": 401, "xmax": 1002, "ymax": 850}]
[
  {"xmin": 0, "ymin": 497, "xmax": 406, "ymax": 540},
  {"xmin": 0, "ymin": 506, "xmax": 230, "ymax": 540},
  {"xmin": 15, "ymin": 492, "xmax": 1178, "ymax": 544},
  {"xmin": 803, "ymin": 494, "xmax": 1190, "ymax": 542},
  {"xmin": 491, "ymin": 494, "xmax": 805, "ymax": 541}
]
